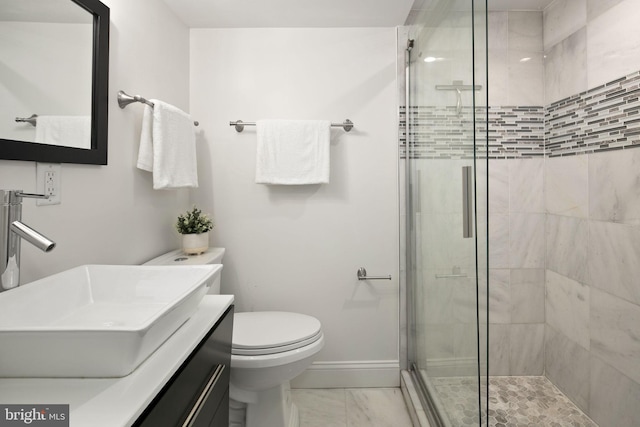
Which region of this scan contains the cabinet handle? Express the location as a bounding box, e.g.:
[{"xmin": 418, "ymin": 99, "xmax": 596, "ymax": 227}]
[{"xmin": 182, "ymin": 364, "xmax": 225, "ymax": 427}]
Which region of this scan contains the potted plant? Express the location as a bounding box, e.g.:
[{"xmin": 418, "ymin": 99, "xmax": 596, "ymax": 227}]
[{"xmin": 175, "ymin": 206, "xmax": 214, "ymax": 255}]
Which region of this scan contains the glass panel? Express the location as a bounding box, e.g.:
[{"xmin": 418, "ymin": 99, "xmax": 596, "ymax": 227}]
[{"xmin": 405, "ymin": 0, "xmax": 488, "ymax": 425}]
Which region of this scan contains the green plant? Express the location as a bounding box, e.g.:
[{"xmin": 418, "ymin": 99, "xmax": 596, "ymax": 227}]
[{"xmin": 175, "ymin": 206, "xmax": 214, "ymax": 235}]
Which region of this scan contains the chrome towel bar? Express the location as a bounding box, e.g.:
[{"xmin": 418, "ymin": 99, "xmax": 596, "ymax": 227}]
[
  {"xmin": 230, "ymin": 119, "xmax": 354, "ymax": 133},
  {"xmin": 357, "ymin": 267, "xmax": 391, "ymax": 281},
  {"xmin": 117, "ymin": 90, "xmax": 199, "ymax": 126},
  {"xmin": 15, "ymin": 114, "xmax": 38, "ymax": 127}
]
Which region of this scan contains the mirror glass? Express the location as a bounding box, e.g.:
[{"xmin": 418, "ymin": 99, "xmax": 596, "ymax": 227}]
[{"xmin": 0, "ymin": 0, "xmax": 109, "ymax": 165}]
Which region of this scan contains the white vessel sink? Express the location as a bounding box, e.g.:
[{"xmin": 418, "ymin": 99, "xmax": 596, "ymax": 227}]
[{"xmin": 0, "ymin": 264, "xmax": 222, "ymax": 378}]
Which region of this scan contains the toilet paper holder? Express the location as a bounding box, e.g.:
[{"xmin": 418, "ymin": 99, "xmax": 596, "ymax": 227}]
[{"xmin": 357, "ymin": 267, "xmax": 391, "ymax": 281}]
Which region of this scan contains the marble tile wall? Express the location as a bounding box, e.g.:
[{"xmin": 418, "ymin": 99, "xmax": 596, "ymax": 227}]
[
  {"xmin": 540, "ymin": 2, "xmax": 640, "ymax": 425},
  {"xmin": 587, "ymin": 0, "xmax": 640, "ymax": 89},
  {"xmin": 486, "ymin": 7, "xmax": 640, "ymax": 409},
  {"xmin": 534, "ymin": 121, "xmax": 640, "ymax": 427},
  {"xmin": 489, "ymin": 11, "xmax": 544, "ymax": 107},
  {"xmin": 542, "ymin": 100, "xmax": 640, "ymax": 427},
  {"xmin": 544, "ymin": 21, "xmax": 587, "ymax": 103},
  {"xmin": 486, "ymin": 157, "xmax": 546, "ymax": 378},
  {"xmin": 589, "ymin": 356, "xmax": 640, "ymax": 426},
  {"xmin": 544, "ymin": 0, "xmax": 640, "ymax": 102}
]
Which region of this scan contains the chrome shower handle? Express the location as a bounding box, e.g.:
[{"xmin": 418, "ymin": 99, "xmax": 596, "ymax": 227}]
[{"xmin": 462, "ymin": 166, "xmax": 473, "ymax": 239}]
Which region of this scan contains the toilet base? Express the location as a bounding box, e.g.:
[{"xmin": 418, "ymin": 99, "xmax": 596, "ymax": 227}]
[{"xmin": 229, "ymin": 382, "xmax": 299, "ymax": 427}]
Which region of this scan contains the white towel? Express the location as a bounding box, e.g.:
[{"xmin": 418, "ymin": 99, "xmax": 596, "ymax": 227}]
[
  {"xmin": 255, "ymin": 119, "xmax": 331, "ymax": 185},
  {"xmin": 137, "ymin": 100, "xmax": 198, "ymax": 190},
  {"xmin": 35, "ymin": 116, "xmax": 91, "ymax": 149}
]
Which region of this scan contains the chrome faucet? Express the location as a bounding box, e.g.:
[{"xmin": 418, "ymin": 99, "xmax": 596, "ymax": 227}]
[{"xmin": 1, "ymin": 190, "xmax": 56, "ymax": 291}]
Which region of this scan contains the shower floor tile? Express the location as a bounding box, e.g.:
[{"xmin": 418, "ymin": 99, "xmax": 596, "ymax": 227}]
[{"xmin": 432, "ymin": 376, "xmax": 598, "ymax": 427}]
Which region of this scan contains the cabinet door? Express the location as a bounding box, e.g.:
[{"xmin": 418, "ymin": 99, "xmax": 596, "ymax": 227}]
[
  {"xmin": 134, "ymin": 305, "xmax": 233, "ymax": 427},
  {"xmin": 207, "ymin": 391, "xmax": 229, "ymax": 427}
]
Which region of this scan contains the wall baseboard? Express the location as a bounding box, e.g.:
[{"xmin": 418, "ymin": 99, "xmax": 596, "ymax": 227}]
[{"xmin": 290, "ymin": 360, "xmax": 401, "ymax": 389}]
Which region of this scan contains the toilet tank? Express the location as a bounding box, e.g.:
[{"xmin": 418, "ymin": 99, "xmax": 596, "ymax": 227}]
[{"xmin": 143, "ymin": 248, "xmax": 226, "ymax": 294}]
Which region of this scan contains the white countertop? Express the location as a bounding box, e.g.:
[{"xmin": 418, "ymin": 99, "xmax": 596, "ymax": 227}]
[{"xmin": 0, "ymin": 295, "xmax": 234, "ymax": 427}]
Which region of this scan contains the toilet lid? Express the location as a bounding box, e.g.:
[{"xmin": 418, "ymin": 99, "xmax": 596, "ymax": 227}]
[{"xmin": 232, "ymin": 311, "xmax": 322, "ymax": 356}]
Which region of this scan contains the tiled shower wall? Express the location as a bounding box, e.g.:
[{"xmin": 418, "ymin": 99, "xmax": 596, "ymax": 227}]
[
  {"xmin": 541, "ymin": 2, "xmax": 640, "ymax": 426},
  {"xmin": 493, "ymin": 2, "xmax": 640, "ymax": 425}
]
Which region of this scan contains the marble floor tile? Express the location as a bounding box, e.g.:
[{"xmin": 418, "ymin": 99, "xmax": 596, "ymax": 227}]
[
  {"xmin": 293, "ymin": 378, "xmax": 601, "ymax": 426},
  {"xmin": 292, "ymin": 389, "xmax": 347, "ymax": 427},
  {"xmin": 346, "ymin": 388, "xmax": 413, "ymax": 427},
  {"xmin": 292, "ymin": 388, "xmax": 413, "ymax": 427}
]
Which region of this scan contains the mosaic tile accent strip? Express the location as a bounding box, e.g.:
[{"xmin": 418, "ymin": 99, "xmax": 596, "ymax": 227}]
[
  {"xmin": 546, "ymin": 70, "xmax": 640, "ymax": 157},
  {"xmin": 400, "ymin": 70, "xmax": 640, "ymax": 159},
  {"xmin": 400, "ymin": 105, "xmax": 475, "ymax": 160},
  {"xmin": 431, "ymin": 376, "xmax": 598, "ymax": 427},
  {"xmin": 399, "ymin": 106, "xmax": 544, "ymax": 160},
  {"xmin": 487, "ymin": 107, "xmax": 545, "ymax": 158},
  {"xmin": 399, "ymin": 105, "xmax": 407, "ymax": 159}
]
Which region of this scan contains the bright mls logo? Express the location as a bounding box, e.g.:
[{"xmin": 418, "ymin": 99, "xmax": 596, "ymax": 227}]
[{"xmin": 0, "ymin": 405, "xmax": 69, "ymax": 426}]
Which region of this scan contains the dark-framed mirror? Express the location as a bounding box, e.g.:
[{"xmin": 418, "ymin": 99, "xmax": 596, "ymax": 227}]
[{"xmin": 0, "ymin": 0, "xmax": 109, "ymax": 165}]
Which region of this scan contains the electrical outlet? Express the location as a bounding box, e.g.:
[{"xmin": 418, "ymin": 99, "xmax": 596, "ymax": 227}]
[{"xmin": 36, "ymin": 163, "xmax": 61, "ymax": 206}]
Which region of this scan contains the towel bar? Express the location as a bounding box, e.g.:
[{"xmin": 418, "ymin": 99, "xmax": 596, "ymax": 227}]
[
  {"xmin": 15, "ymin": 114, "xmax": 38, "ymax": 127},
  {"xmin": 117, "ymin": 90, "xmax": 199, "ymax": 126},
  {"xmin": 229, "ymin": 119, "xmax": 354, "ymax": 133}
]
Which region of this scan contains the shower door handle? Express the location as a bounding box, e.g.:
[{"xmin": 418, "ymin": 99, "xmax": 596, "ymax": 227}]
[{"xmin": 462, "ymin": 166, "xmax": 473, "ymax": 238}]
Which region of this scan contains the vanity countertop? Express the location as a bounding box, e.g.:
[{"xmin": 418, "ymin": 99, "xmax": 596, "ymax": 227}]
[{"xmin": 0, "ymin": 295, "xmax": 234, "ymax": 427}]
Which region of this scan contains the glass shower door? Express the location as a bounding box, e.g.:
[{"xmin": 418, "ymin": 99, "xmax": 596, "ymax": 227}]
[{"xmin": 406, "ymin": 0, "xmax": 488, "ymax": 425}]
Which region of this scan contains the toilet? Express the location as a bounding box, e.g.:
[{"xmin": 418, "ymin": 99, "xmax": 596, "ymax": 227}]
[{"xmin": 144, "ymin": 248, "xmax": 324, "ymax": 427}]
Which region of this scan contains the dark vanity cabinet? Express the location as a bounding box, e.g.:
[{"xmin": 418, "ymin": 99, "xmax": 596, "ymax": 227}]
[{"xmin": 134, "ymin": 305, "xmax": 234, "ymax": 427}]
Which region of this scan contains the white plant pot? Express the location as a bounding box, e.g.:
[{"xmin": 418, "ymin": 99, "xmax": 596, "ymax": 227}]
[{"xmin": 182, "ymin": 232, "xmax": 209, "ymax": 255}]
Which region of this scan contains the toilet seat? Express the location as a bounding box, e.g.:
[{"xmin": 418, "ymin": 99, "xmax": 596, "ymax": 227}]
[{"xmin": 232, "ymin": 311, "xmax": 323, "ymax": 356}]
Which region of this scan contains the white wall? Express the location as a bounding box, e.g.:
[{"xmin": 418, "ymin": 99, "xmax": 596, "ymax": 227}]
[
  {"xmin": 190, "ymin": 27, "xmax": 401, "ymax": 387},
  {"xmin": 0, "ymin": 0, "xmax": 192, "ymax": 284}
]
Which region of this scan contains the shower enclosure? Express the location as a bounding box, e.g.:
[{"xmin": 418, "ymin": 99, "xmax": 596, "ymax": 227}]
[
  {"xmin": 403, "ymin": 1, "xmax": 489, "ymax": 425},
  {"xmin": 404, "ymin": 1, "xmax": 640, "ymax": 426}
]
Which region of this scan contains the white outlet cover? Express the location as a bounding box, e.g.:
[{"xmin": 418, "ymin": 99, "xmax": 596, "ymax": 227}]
[{"xmin": 36, "ymin": 163, "xmax": 61, "ymax": 206}]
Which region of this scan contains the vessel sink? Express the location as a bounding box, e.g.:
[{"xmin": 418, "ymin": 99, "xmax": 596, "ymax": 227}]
[{"xmin": 0, "ymin": 264, "xmax": 222, "ymax": 378}]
